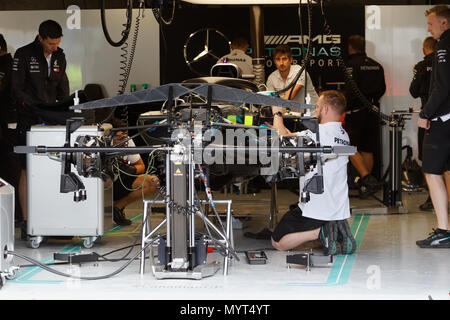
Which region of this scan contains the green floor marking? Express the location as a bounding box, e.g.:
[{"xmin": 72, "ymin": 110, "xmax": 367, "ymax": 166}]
[{"xmin": 286, "ymin": 213, "xmax": 370, "ymax": 286}]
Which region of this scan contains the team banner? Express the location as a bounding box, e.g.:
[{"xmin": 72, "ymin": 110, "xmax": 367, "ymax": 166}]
[{"xmin": 162, "ymin": 4, "xmax": 364, "ymax": 90}]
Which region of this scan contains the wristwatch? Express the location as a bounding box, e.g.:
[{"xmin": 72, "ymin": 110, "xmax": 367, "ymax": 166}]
[
  {"xmin": 418, "ymin": 110, "xmax": 430, "ymax": 120},
  {"xmin": 273, "ymin": 111, "xmax": 284, "ymax": 117}
]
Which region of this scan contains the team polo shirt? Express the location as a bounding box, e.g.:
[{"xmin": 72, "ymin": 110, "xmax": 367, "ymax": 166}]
[
  {"xmin": 266, "ymin": 64, "xmax": 319, "ymax": 104},
  {"xmin": 297, "ymin": 121, "xmax": 351, "ymax": 221},
  {"xmin": 217, "ymin": 49, "xmax": 253, "ymax": 75}
]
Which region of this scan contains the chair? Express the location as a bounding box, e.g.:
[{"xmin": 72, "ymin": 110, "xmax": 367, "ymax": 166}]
[{"xmin": 83, "ymin": 83, "xmax": 108, "ymax": 123}]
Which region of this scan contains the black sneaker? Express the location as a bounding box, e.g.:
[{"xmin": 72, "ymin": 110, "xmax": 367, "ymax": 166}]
[
  {"xmin": 419, "ymin": 197, "xmax": 433, "ymax": 211},
  {"xmin": 358, "ymin": 175, "xmax": 383, "ymax": 199},
  {"xmin": 336, "ymin": 220, "xmax": 357, "ymax": 254},
  {"xmin": 358, "ymin": 184, "xmax": 372, "ymax": 199},
  {"xmin": 318, "ymin": 221, "xmax": 338, "ymax": 256},
  {"xmin": 113, "ymin": 207, "xmax": 132, "ymax": 226},
  {"xmin": 416, "ymin": 229, "xmax": 450, "ymax": 248}
]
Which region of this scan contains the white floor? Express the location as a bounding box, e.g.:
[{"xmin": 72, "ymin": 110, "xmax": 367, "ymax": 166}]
[{"xmin": 1, "ymin": 189, "xmax": 449, "ymax": 301}]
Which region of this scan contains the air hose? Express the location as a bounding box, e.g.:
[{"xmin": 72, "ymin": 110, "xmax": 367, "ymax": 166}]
[
  {"xmin": 100, "ymin": 0, "xmax": 133, "ymax": 48},
  {"xmin": 118, "ymin": 5, "xmax": 144, "ymax": 96},
  {"xmin": 318, "ymin": 0, "xmax": 391, "ymax": 122},
  {"xmin": 151, "ymin": 0, "xmax": 176, "ymax": 25}
]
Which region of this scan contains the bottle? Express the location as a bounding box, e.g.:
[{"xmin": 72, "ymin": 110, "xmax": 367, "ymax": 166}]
[
  {"xmin": 305, "ymin": 93, "xmax": 312, "ymax": 117},
  {"xmin": 74, "ymin": 90, "xmax": 81, "ymax": 113}
]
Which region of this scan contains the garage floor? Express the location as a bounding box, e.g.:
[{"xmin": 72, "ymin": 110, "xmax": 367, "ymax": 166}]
[{"xmin": 1, "ymin": 187, "xmax": 449, "ymax": 301}]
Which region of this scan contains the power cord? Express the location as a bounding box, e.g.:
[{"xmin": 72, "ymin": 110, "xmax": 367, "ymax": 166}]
[
  {"xmin": 6, "ymin": 236, "xmax": 161, "ymax": 281},
  {"xmin": 17, "ymin": 243, "xmax": 144, "ymax": 268},
  {"xmin": 275, "ymin": 0, "xmax": 313, "ymax": 100},
  {"xmin": 287, "ymin": 0, "xmax": 310, "ymax": 101},
  {"xmin": 8, "ymin": 189, "xmax": 165, "ymax": 280}
]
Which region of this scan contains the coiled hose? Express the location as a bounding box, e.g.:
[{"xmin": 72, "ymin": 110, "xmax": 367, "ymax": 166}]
[
  {"xmin": 151, "ymin": 0, "xmax": 175, "ymax": 25},
  {"xmin": 116, "ymin": 5, "xmax": 144, "ymax": 126}
]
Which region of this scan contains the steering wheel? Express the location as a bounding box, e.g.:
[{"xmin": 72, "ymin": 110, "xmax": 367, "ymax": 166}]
[{"xmin": 183, "ymin": 28, "xmax": 231, "ymax": 76}]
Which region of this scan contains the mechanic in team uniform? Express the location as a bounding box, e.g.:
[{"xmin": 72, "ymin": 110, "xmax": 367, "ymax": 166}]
[
  {"xmin": 410, "ymin": 36, "xmax": 436, "ymax": 162},
  {"xmin": 0, "ymin": 34, "xmax": 23, "ymax": 225},
  {"xmin": 343, "ymin": 35, "xmax": 386, "ymax": 198},
  {"xmin": 11, "ymin": 20, "xmax": 69, "ymax": 238},
  {"xmin": 409, "ymin": 36, "xmax": 445, "ymax": 211},
  {"xmin": 410, "ymin": 37, "xmax": 436, "ymax": 124},
  {"xmin": 0, "ymin": 34, "xmax": 14, "ymax": 140},
  {"xmin": 217, "ymin": 35, "xmax": 253, "ymax": 77},
  {"xmin": 270, "ymin": 90, "xmax": 356, "ymax": 255},
  {"xmin": 416, "ymin": 5, "xmax": 450, "ymax": 249},
  {"xmin": 12, "ymin": 19, "xmax": 69, "ymax": 160}
]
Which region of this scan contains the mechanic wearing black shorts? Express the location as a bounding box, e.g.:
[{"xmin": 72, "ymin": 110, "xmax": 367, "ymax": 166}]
[
  {"xmin": 416, "ymin": 5, "xmax": 450, "ymax": 248},
  {"xmin": 422, "ymin": 120, "xmax": 450, "ymax": 175},
  {"xmin": 344, "ymin": 108, "xmax": 378, "ymax": 155},
  {"xmin": 271, "ymin": 206, "xmax": 326, "ymax": 243},
  {"xmin": 270, "ymin": 90, "xmax": 356, "ymax": 255}
]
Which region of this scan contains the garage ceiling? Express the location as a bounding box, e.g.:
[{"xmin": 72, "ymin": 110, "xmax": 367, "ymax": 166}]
[{"xmin": 0, "ymin": 0, "xmax": 446, "ymax": 11}]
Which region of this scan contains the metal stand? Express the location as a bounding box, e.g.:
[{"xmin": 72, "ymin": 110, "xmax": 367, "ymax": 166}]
[
  {"xmin": 286, "ymin": 249, "xmax": 334, "ymax": 272},
  {"xmin": 139, "ymin": 152, "xmax": 234, "ymax": 279},
  {"xmin": 269, "ymin": 182, "xmax": 279, "ymax": 230},
  {"xmin": 384, "ymin": 115, "xmax": 408, "ymax": 211},
  {"xmin": 351, "ymin": 112, "xmax": 409, "ymax": 215},
  {"xmin": 0, "ymin": 177, "xmax": 18, "ymax": 285},
  {"xmin": 139, "ymin": 198, "xmax": 233, "ymax": 279}
]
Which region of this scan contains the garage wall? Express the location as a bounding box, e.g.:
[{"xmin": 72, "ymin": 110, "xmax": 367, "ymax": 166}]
[
  {"xmin": 160, "ymin": 5, "xmax": 365, "ymax": 89},
  {"xmin": 0, "ymin": 8, "xmax": 160, "ymax": 98},
  {"xmin": 365, "ymin": 5, "xmax": 432, "ymax": 167}
]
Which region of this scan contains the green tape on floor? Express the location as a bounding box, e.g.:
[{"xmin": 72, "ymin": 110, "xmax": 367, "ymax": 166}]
[
  {"xmin": 286, "ymin": 214, "xmax": 370, "ymax": 286},
  {"xmin": 10, "ymin": 213, "xmax": 143, "ymax": 284},
  {"xmin": 9, "ymin": 213, "xmax": 369, "ymax": 287},
  {"xmin": 12, "ymin": 245, "xmax": 81, "ymax": 283}
]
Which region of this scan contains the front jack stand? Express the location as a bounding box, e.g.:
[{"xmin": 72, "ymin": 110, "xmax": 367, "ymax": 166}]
[{"xmin": 286, "ymin": 249, "xmax": 334, "ymax": 271}]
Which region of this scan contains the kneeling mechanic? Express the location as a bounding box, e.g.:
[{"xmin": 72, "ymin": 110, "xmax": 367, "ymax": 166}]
[{"xmin": 270, "ymin": 90, "xmax": 356, "ymax": 255}]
